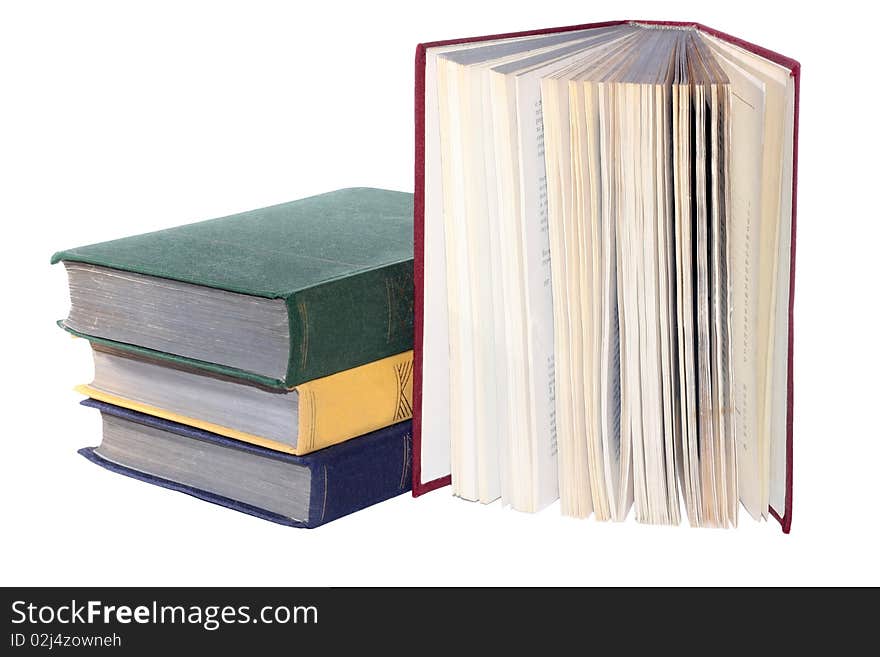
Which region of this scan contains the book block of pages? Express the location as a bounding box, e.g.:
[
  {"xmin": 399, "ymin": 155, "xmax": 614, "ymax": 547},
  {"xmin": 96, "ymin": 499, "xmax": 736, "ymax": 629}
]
[{"xmin": 413, "ymin": 21, "xmax": 798, "ymax": 531}]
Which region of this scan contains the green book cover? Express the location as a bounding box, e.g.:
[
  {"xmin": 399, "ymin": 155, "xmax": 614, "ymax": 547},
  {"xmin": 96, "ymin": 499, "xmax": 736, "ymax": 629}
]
[{"xmin": 52, "ymin": 187, "xmax": 414, "ymax": 388}]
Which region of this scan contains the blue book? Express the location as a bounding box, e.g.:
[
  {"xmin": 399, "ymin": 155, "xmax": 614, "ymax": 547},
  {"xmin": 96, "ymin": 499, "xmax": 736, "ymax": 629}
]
[{"xmin": 78, "ymin": 399, "xmax": 412, "ymax": 528}]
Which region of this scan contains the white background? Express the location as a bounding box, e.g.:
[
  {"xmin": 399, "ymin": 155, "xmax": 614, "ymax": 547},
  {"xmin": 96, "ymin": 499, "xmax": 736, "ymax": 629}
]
[{"xmin": 1, "ymin": 0, "xmax": 877, "ymax": 586}]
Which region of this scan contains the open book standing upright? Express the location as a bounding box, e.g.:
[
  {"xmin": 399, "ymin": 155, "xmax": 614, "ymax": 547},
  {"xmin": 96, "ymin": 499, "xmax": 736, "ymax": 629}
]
[{"xmin": 413, "ymin": 21, "xmax": 798, "ymax": 532}]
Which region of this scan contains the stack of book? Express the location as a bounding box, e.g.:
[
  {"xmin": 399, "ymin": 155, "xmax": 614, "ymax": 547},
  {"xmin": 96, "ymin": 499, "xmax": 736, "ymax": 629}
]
[{"xmin": 53, "ymin": 188, "xmax": 416, "ymax": 528}]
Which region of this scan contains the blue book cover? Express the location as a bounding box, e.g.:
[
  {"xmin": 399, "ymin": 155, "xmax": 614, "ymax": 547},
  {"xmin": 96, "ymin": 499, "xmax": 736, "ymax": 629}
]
[{"xmin": 79, "ymin": 398, "xmax": 412, "ymax": 528}]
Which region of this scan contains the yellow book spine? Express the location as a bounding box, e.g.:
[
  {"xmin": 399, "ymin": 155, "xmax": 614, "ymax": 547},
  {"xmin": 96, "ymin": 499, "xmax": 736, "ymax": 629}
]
[{"xmin": 295, "ymin": 351, "xmax": 413, "ymax": 454}]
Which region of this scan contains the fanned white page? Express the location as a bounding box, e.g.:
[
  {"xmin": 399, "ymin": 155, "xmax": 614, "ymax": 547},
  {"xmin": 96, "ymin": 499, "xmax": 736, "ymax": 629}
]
[
  {"xmin": 770, "ymin": 80, "xmax": 795, "ymax": 514},
  {"xmin": 702, "ymin": 46, "xmax": 766, "ymax": 519},
  {"xmin": 420, "ymin": 44, "xmax": 455, "ymax": 486},
  {"xmin": 421, "ymin": 26, "xmax": 620, "ymax": 502},
  {"xmin": 423, "ymin": 23, "xmax": 794, "ymax": 527},
  {"xmin": 540, "ymin": 31, "xmax": 643, "ymax": 519},
  {"xmin": 421, "ymin": 31, "xmax": 606, "ymax": 489},
  {"xmin": 702, "ymin": 34, "xmax": 795, "ymax": 519},
  {"xmin": 496, "ymin": 32, "xmax": 636, "ymax": 510},
  {"xmin": 438, "ymin": 34, "xmax": 608, "ymax": 501},
  {"xmin": 475, "ymin": 32, "xmax": 630, "ymax": 507},
  {"xmin": 434, "ymin": 27, "xmax": 634, "ymax": 509}
]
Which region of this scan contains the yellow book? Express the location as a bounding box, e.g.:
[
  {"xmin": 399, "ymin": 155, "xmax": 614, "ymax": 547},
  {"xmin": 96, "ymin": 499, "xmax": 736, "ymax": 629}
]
[{"xmin": 77, "ymin": 346, "xmax": 413, "ymax": 455}]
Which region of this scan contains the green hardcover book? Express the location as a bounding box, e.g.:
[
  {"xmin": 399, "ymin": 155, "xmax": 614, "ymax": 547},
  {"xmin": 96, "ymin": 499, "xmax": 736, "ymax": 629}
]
[{"xmin": 52, "ymin": 187, "xmax": 414, "ymax": 388}]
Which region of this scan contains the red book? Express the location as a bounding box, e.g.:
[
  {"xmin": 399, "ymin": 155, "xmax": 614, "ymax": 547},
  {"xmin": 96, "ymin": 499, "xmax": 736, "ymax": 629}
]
[{"xmin": 413, "ymin": 20, "xmax": 799, "ymax": 532}]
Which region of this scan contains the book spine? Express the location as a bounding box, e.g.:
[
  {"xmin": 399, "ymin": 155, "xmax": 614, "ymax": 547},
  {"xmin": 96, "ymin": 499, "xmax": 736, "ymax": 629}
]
[
  {"xmin": 286, "ymin": 260, "xmax": 414, "ymax": 386},
  {"xmin": 306, "ymin": 421, "xmax": 413, "ymax": 528},
  {"xmin": 295, "ymin": 351, "xmax": 414, "ymax": 455}
]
